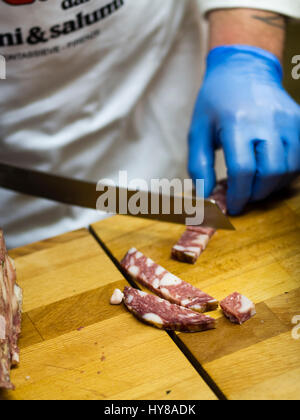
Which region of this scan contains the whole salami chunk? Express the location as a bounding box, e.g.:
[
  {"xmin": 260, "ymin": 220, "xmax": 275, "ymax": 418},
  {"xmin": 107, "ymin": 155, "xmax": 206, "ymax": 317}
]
[
  {"xmin": 171, "ymin": 182, "xmax": 227, "ymax": 265},
  {"xmin": 220, "ymin": 292, "xmax": 256, "ymax": 325},
  {"xmin": 0, "ymin": 230, "xmax": 23, "ymax": 390},
  {"xmin": 209, "ymin": 180, "xmax": 228, "ymax": 215},
  {"xmin": 123, "ymin": 287, "xmax": 216, "ymax": 333},
  {"xmin": 120, "ymin": 249, "xmax": 218, "ymax": 313}
]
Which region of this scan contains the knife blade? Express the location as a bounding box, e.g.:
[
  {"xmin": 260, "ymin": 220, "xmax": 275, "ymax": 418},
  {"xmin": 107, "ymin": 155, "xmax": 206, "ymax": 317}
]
[{"xmin": 0, "ymin": 162, "xmax": 235, "ymax": 230}]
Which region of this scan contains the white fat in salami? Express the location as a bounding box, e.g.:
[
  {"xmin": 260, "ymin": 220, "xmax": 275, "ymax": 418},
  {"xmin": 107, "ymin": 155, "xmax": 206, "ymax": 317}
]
[
  {"xmin": 120, "ymin": 249, "xmax": 218, "ymax": 313},
  {"xmin": 172, "ymin": 182, "xmax": 227, "ymax": 265},
  {"xmin": 123, "ymin": 287, "xmax": 216, "ymax": 333},
  {"xmin": 0, "ymin": 230, "xmax": 22, "ymax": 390},
  {"xmin": 220, "ymin": 292, "xmax": 256, "ymax": 325}
]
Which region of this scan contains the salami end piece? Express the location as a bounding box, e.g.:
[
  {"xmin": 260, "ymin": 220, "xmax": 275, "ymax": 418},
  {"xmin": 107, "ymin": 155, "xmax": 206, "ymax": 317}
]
[
  {"xmin": 220, "ymin": 292, "xmax": 256, "ymax": 325},
  {"xmin": 0, "ymin": 230, "xmax": 23, "ymax": 390},
  {"xmin": 123, "ymin": 287, "xmax": 216, "ymax": 333},
  {"xmin": 120, "ymin": 249, "xmax": 218, "ymax": 313}
]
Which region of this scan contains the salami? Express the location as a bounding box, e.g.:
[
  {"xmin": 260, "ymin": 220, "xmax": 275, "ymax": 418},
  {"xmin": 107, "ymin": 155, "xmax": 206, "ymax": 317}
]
[
  {"xmin": 172, "ymin": 227, "xmax": 215, "ymax": 264},
  {"xmin": 123, "ymin": 287, "xmax": 216, "ymax": 333},
  {"xmin": 0, "ymin": 230, "xmax": 23, "ymax": 390},
  {"xmin": 209, "ymin": 180, "xmax": 228, "ymax": 215},
  {"xmin": 120, "ymin": 249, "xmax": 218, "ymax": 313},
  {"xmin": 220, "ymin": 292, "xmax": 256, "ymax": 325},
  {"xmin": 172, "ymin": 182, "xmax": 227, "ymax": 264}
]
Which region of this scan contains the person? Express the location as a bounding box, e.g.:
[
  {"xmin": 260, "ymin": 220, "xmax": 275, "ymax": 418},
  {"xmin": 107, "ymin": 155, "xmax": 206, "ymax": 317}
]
[{"xmin": 0, "ymin": 0, "xmax": 299, "ymax": 248}]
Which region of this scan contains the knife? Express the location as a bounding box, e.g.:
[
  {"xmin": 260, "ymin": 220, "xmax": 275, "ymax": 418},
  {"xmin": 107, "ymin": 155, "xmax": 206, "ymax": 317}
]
[{"xmin": 0, "ymin": 162, "xmax": 235, "ymax": 230}]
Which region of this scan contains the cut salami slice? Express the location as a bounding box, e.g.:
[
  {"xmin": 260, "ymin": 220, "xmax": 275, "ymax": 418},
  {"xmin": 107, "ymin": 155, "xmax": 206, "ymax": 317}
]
[
  {"xmin": 0, "ymin": 230, "xmax": 23, "ymax": 390},
  {"xmin": 172, "ymin": 227, "xmax": 215, "ymax": 264},
  {"xmin": 123, "ymin": 287, "xmax": 216, "ymax": 333},
  {"xmin": 172, "ymin": 182, "xmax": 227, "ymax": 265},
  {"xmin": 120, "ymin": 249, "xmax": 218, "ymax": 313},
  {"xmin": 220, "ymin": 292, "xmax": 256, "ymax": 325}
]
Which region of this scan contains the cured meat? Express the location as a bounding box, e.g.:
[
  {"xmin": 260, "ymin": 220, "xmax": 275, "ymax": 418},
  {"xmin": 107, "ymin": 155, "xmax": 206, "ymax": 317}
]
[
  {"xmin": 220, "ymin": 292, "xmax": 256, "ymax": 325},
  {"xmin": 123, "ymin": 287, "xmax": 216, "ymax": 333},
  {"xmin": 172, "ymin": 182, "xmax": 227, "ymax": 264},
  {"xmin": 210, "ymin": 180, "xmax": 228, "ymax": 215},
  {"xmin": 0, "ymin": 230, "xmax": 22, "ymax": 390},
  {"xmin": 120, "ymin": 248, "xmax": 218, "ymax": 313},
  {"xmin": 172, "ymin": 227, "xmax": 215, "ymax": 264}
]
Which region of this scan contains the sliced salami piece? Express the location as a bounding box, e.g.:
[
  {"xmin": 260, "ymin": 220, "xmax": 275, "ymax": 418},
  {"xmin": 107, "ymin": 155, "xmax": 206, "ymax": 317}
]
[
  {"xmin": 0, "ymin": 230, "xmax": 23, "ymax": 390},
  {"xmin": 220, "ymin": 292, "xmax": 256, "ymax": 325},
  {"xmin": 172, "ymin": 182, "xmax": 227, "ymax": 265},
  {"xmin": 172, "ymin": 227, "xmax": 215, "ymax": 264},
  {"xmin": 123, "ymin": 287, "xmax": 216, "ymax": 333},
  {"xmin": 120, "ymin": 249, "xmax": 218, "ymax": 313}
]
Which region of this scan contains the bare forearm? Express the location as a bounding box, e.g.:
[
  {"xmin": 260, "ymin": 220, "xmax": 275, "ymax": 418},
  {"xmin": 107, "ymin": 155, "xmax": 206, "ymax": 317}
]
[{"xmin": 208, "ymin": 8, "xmax": 287, "ymax": 61}]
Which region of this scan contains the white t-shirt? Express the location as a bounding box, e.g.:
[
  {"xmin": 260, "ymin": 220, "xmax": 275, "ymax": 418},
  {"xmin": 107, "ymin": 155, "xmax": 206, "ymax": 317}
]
[
  {"xmin": 0, "ymin": 0, "xmax": 299, "ymax": 249},
  {"xmin": 200, "ymin": 0, "xmax": 300, "ymax": 17}
]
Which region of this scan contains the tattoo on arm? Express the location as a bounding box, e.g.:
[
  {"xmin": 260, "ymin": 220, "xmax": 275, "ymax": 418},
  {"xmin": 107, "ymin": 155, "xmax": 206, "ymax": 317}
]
[{"xmin": 252, "ymin": 15, "xmax": 286, "ymax": 30}]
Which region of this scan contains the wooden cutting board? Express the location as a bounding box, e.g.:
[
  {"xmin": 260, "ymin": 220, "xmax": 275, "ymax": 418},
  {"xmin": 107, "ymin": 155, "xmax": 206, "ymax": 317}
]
[
  {"xmin": 0, "ymin": 229, "xmax": 216, "ymax": 400},
  {"xmin": 91, "ymin": 181, "xmax": 300, "ymax": 400},
  {"xmin": 1, "ymin": 182, "xmax": 299, "ymax": 400}
]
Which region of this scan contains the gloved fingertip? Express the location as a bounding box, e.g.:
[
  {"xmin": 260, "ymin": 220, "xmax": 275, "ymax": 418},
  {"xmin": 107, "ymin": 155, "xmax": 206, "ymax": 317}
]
[
  {"xmin": 193, "ymin": 177, "xmax": 213, "ymax": 198},
  {"xmin": 204, "ymin": 179, "xmax": 215, "ymax": 198},
  {"xmin": 226, "ymin": 194, "xmax": 247, "ymax": 216},
  {"xmin": 189, "ymin": 167, "xmax": 216, "ymax": 199},
  {"xmin": 227, "ymin": 206, "xmax": 244, "ymax": 216}
]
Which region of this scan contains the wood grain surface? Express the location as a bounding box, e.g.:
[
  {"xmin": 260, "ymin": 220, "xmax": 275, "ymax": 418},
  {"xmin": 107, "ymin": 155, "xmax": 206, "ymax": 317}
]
[
  {"xmin": 0, "ymin": 228, "xmax": 216, "ymax": 401},
  {"xmin": 91, "ymin": 181, "xmax": 300, "ymax": 400}
]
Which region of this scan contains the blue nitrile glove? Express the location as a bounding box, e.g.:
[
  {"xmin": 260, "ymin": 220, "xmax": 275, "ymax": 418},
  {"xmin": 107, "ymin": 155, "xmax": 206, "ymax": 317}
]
[{"xmin": 188, "ymin": 45, "xmax": 300, "ymax": 215}]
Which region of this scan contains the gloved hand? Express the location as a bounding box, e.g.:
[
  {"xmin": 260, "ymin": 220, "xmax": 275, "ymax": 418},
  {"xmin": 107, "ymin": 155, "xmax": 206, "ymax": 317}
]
[{"xmin": 189, "ymin": 45, "xmax": 300, "ymax": 215}]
